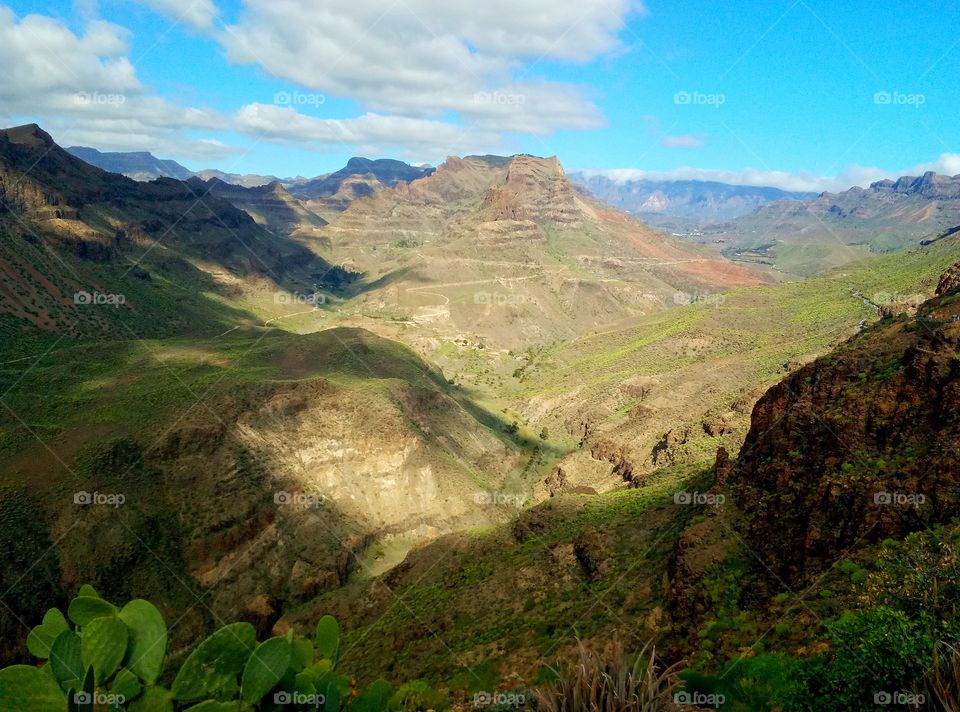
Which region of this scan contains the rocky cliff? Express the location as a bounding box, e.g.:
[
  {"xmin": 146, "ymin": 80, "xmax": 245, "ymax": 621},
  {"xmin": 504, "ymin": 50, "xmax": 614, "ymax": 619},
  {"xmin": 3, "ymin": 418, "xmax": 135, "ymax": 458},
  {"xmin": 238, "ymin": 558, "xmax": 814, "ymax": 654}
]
[{"xmin": 728, "ymin": 262, "xmax": 960, "ymax": 584}]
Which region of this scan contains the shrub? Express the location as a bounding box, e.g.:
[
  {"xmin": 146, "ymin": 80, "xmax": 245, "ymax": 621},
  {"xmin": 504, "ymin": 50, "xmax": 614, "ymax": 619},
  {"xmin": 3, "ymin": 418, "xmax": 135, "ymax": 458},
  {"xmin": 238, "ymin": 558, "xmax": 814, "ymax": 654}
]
[{"xmin": 535, "ymin": 639, "xmax": 679, "ymax": 711}]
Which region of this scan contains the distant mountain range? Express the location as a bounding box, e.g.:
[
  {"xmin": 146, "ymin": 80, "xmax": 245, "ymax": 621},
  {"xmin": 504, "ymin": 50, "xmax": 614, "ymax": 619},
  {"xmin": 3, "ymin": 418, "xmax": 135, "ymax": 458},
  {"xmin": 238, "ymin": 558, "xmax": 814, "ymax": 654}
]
[
  {"xmin": 570, "ymin": 173, "xmax": 816, "ymax": 221},
  {"xmin": 66, "ymin": 146, "xmax": 196, "ymax": 182},
  {"xmin": 696, "ymin": 171, "xmax": 960, "ymax": 275},
  {"xmin": 65, "ymin": 146, "xmax": 433, "ymax": 207}
]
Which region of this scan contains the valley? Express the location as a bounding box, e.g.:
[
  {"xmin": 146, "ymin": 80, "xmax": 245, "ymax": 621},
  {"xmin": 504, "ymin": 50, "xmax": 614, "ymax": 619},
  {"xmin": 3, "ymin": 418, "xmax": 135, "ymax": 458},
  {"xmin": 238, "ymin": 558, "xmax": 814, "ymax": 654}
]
[{"xmin": 3, "ymin": 121, "xmax": 960, "ymax": 710}]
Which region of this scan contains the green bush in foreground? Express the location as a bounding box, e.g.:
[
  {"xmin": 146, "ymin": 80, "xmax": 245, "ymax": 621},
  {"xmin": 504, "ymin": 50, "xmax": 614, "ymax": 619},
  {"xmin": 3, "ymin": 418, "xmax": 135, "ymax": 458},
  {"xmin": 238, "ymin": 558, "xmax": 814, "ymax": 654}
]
[{"xmin": 0, "ymin": 584, "xmax": 395, "ymax": 711}]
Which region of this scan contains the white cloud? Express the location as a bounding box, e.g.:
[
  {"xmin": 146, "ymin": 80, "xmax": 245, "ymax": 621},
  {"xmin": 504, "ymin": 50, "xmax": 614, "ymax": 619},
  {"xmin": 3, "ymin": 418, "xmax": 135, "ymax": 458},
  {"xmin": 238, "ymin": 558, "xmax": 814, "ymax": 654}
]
[
  {"xmin": 220, "ymin": 0, "xmax": 636, "ymax": 134},
  {"xmin": 0, "ymin": 5, "xmax": 228, "ymax": 160},
  {"xmin": 912, "ymin": 153, "xmax": 960, "ymax": 178},
  {"xmin": 660, "ymin": 134, "xmax": 704, "ymax": 149},
  {"xmin": 233, "ymin": 104, "xmax": 501, "ymax": 159},
  {"xmin": 131, "ymin": 0, "xmax": 218, "ymax": 30}
]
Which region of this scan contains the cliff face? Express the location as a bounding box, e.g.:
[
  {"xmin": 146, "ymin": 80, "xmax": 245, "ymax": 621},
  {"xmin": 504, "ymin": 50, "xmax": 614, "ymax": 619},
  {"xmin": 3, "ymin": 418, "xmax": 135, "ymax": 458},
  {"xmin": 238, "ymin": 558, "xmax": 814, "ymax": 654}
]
[{"xmin": 728, "ymin": 262, "xmax": 960, "ymax": 584}]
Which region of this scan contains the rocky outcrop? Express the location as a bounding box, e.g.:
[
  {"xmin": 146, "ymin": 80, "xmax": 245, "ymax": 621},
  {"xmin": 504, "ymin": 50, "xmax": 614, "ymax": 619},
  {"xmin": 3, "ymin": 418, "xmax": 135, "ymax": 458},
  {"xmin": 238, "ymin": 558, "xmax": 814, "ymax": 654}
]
[
  {"xmin": 728, "ymin": 267, "xmax": 960, "ymax": 584},
  {"xmin": 573, "ymin": 528, "xmax": 604, "ymax": 581},
  {"xmin": 936, "ymin": 261, "xmax": 960, "ymax": 296},
  {"xmin": 650, "ymin": 428, "xmax": 688, "ymax": 468},
  {"xmin": 590, "ymin": 439, "xmax": 640, "ymax": 486},
  {"xmin": 544, "ymin": 467, "xmax": 567, "ymax": 497}
]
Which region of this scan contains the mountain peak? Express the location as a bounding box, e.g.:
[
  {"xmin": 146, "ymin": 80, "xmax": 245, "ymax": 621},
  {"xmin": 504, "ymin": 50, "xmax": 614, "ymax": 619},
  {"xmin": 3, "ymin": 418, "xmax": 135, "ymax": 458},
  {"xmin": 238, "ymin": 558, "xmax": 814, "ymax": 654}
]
[{"xmin": 2, "ymin": 123, "xmax": 55, "ymax": 147}]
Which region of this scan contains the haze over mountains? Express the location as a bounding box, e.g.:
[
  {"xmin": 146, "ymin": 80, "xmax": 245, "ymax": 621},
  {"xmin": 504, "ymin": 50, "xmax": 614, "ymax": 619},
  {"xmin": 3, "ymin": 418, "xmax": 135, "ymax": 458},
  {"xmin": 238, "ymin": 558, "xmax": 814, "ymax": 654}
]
[{"xmin": 570, "ymin": 172, "xmax": 817, "ymax": 221}]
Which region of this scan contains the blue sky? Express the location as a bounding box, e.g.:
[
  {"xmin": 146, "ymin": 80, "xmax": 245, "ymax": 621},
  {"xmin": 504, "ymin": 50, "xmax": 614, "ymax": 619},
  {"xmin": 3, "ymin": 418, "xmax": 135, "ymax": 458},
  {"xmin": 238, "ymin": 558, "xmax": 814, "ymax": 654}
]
[{"xmin": 1, "ymin": 0, "xmax": 957, "ymax": 189}]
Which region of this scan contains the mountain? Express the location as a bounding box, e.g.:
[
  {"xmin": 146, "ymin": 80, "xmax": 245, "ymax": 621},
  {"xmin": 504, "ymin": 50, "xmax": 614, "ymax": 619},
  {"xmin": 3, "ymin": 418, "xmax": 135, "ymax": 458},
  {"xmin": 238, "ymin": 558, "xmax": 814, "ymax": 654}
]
[
  {"xmin": 191, "ymin": 168, "xmax": 282, "ymax": 188},
  {"xmin": 0, "ymin": 125, "xmax": 530, "ymax": 661},
  {"xmin": 287, "ymin": 156, "xmax": 435, "ymax": 199},
  {"xmin": 66, "ymin": 145, "xmax": 194, "ymax": 181},
  {"xmin": 697, "ymin": 171, "xmax": 960, "ymax": 276},
  {"xmin": 287, "ymin": 156, "xmax": 436, "ymax": 220},
  {"xmin": 570, "ymin": 173, "xmax": 815, "ymax": 221},
  {"xmin": 316, "ymin": 153, "xmax": 767, "ymax": 352},
  {"xmin": 200, "ymin": 177, "xmax": 328, "ymax": 236},
  {"xmin": 67, "ymin": 145, "xmax": 284, "ymax": 187}
]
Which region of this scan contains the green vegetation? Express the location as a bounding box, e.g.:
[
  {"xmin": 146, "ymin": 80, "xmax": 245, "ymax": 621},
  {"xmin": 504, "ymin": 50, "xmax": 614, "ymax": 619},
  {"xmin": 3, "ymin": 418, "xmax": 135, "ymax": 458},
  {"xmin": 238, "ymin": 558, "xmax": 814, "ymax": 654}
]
[
  {"xmin": 683, "ymin": 523, "xmax": 960, "ymax": 711},
  {"xmin": 0, "ymin": 585, "xmax": 414, "ymax": 711}
]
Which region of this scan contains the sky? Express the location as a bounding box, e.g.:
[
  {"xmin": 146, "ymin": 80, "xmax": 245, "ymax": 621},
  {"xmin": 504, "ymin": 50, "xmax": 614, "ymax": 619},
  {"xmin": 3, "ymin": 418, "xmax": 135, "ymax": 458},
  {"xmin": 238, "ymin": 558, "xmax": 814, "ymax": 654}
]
[{"xmin": 1, "ymin": 0, "xmax": 957, "ymax": 190}]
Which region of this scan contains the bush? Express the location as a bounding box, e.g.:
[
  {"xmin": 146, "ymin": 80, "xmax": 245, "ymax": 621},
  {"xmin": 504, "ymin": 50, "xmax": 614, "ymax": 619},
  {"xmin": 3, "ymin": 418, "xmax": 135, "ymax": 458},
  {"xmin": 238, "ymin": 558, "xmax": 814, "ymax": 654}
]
[
  {"xmin": 789, "ymin": 607, "xmax": 936, "ymax": 712},
  {"xmin": 535, "ymin": 639, "xmax": 679, "ymax": 711}
]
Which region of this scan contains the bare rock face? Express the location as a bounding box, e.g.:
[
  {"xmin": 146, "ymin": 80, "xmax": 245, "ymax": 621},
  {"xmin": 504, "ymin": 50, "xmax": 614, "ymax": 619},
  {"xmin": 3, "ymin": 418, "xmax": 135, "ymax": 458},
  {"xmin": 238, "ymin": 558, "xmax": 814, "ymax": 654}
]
[
  {"xmin": 573, "ymin": 528, "xmax": 604, "ymax": 581},
  {"xmin": 712, "ymin": 446, "xmax": 732, "ymax": 491},
  {"xmin": 590, "ymin": 439, "xmax": 640, "ymax": 486},
  {"xmin": 650, "ymin": 428, "xmax": 688, "ymax": 468},
  {"xmin": 728, "ymin": 285, "xmax": 960, "ymax": 585},
  {"xmin": 936, "ymin": 261, "xmax": 960, "ymax": 296},
  {"xmin": 544, "ymin": 467, "xmax": 568, "ymax": 497}
]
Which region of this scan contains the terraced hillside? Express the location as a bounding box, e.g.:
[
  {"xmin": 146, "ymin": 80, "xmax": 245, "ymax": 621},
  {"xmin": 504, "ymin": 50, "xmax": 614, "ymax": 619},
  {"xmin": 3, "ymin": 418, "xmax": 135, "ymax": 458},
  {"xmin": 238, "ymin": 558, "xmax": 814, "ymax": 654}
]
[{"xmin": 313, "ymin": 154, "xmax": 766, "ymax": 350}]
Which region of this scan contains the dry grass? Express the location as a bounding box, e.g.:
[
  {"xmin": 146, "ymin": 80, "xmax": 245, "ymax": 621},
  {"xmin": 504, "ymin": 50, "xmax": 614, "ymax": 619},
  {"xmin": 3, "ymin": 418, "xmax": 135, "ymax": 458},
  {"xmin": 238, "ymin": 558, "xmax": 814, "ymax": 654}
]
[{"xmin": 927, "ymin": 642, "xmax": 960, "ymax": 712}]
